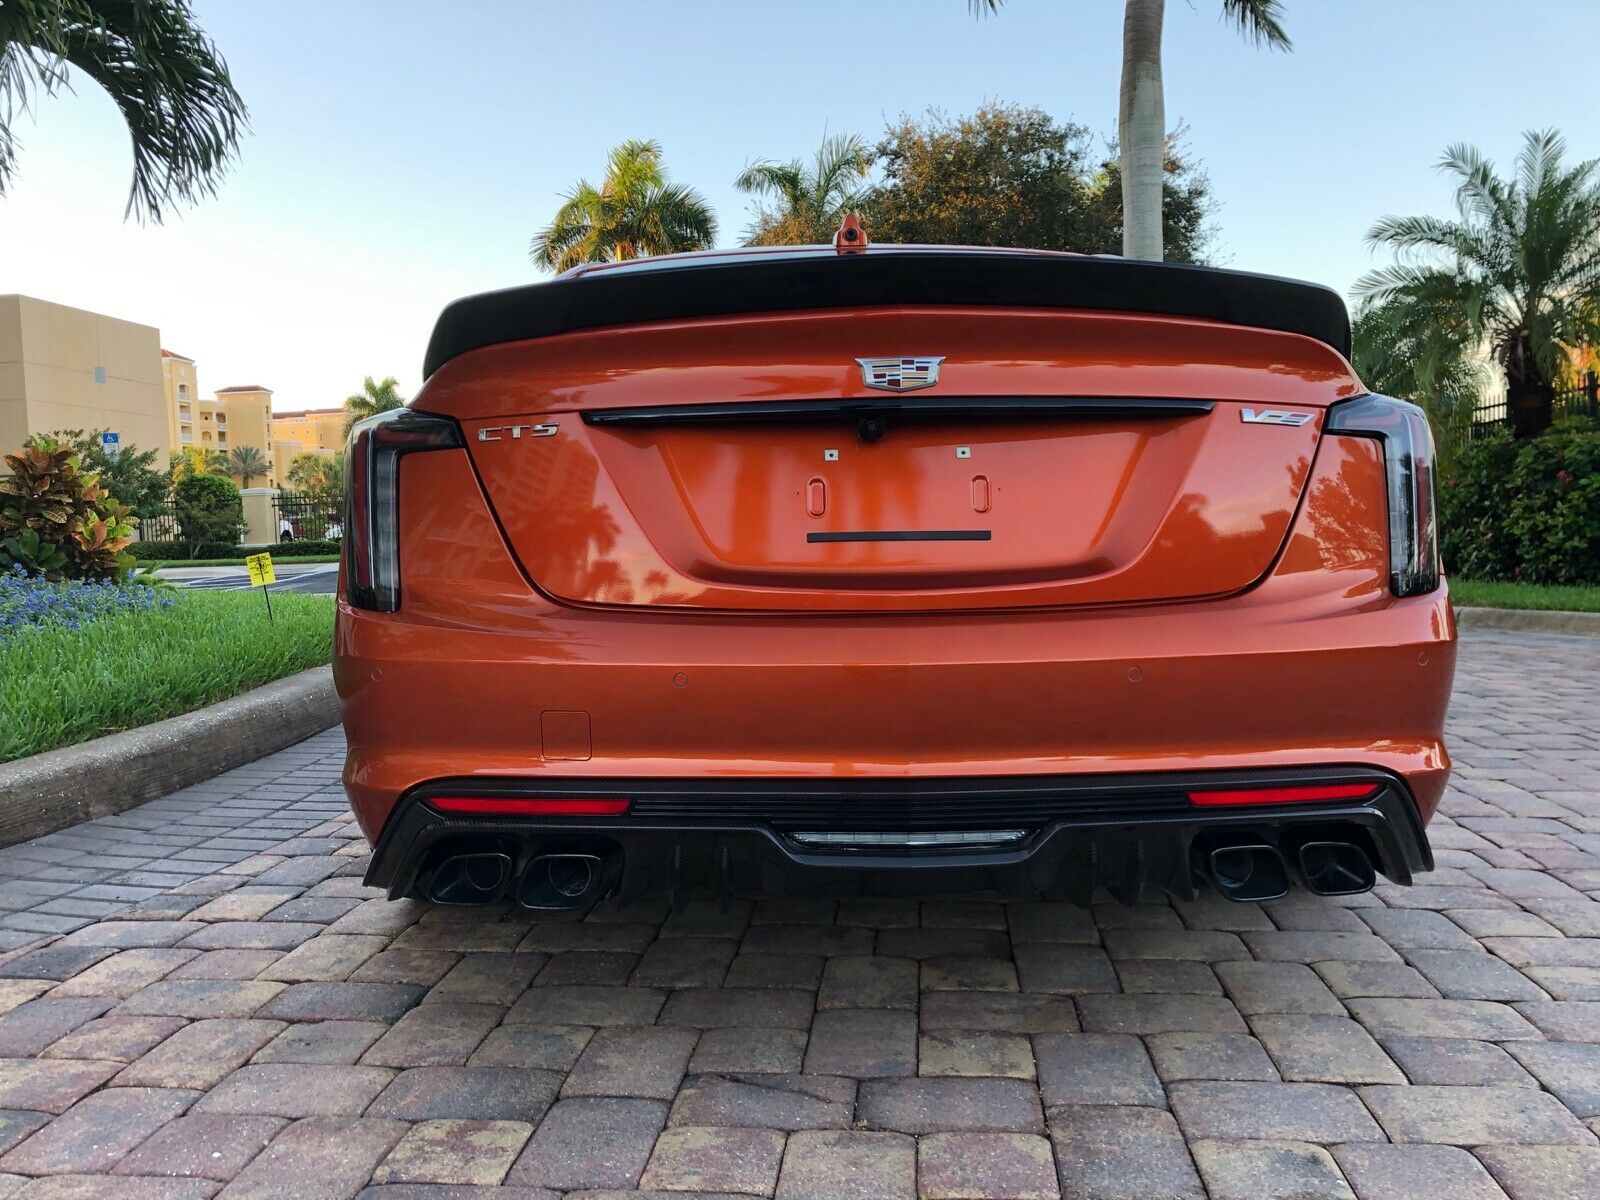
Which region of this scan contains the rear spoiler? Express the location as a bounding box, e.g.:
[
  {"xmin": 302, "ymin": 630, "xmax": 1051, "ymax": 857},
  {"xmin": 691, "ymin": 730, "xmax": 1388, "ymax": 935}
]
[{"xmin": 423, "ymin": 248, "xmax": 1351, "ymax": 379}]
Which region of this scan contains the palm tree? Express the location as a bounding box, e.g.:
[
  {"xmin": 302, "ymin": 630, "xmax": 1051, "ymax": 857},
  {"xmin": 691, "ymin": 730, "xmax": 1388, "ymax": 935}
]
[
  {"xmin": 227, "ymin": 444, "xmax": 267, "ymax": 488},
  {"xmin": 1351, "ymin": 297, "xmax": 1488, "ymax": 473},
  {"xmin": 531, "ymin": 139, "xmax": 716, "ymax": 272},
  {"xmin": 169, "ymin": 445, "xmax": 227, "ymax": 481},
  {"xmin": 1, "ymin": 0, "xmax": 248, "ymax": 221},
  {"xmin": 971, "ymin": 1, "xmax": 1288, "ymax": 260},
  {"xmin": 344, "ymin": 376, "xmax": 405, "ymax": 433},
  {"xmin": 1355, "ymin": 130, "xmax": 1600, "ymax": 438},
  {"xmin": 735, "ymin": 133, "xmax": 873, "ymax": 246},
  {"xmin": 287, "ymin": 452, "xmax": 342, "ymax": 493}
]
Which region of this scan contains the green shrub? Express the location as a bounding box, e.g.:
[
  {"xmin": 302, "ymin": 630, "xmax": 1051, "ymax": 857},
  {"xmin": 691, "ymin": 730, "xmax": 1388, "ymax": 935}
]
[
  {"xmin": 134, "ymin": 538, "xmax": 342, "ymax": 562},
  {"xmin": 0, "ymin": 438, "xmax": 137, "ymax": 582},
  {"xmin": 1439, "ymin": 419, "xmax": 1600, "ymax": 585},
  {"xmin": 264, "ymin": 539, "xmax": 341, "ymax": 557},
  {"xmin": 1502, "ymin": 420, "xmax": 1600, "ymax": 584},
  {"xmin": 130, "ymin": 539, "xmax": 238, "ymax": 561},
  {"xmin": 173, "ymin": 473, "xmax": 244, "ymax": 557},
  {"xmin": 1439, "ymin": 433, "xmax": 1521, "ymax": 582}
]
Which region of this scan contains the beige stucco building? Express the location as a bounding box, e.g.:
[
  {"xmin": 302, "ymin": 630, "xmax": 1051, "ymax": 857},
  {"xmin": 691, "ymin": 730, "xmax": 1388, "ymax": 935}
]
[
  {"xmin": 159, "ymin": 354, "xmax": 275, "ymax": 484},
  {"xmin": 270, "ymin": 406, "xmax": 345, "ymax": 487},
  {"xmin": 1, "ymin": 295, "xmax": 171, "ymax": 461}
]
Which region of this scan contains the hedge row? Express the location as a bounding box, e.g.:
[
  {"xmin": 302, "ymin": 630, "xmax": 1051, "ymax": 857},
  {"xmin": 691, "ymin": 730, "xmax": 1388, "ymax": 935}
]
[
  {"xmin": 134, "ymin": 539, "xmax": 343, "ymax": 562},
  {"xmin": 1440, "ymin": 419, "xmax": 1600, "ymax": 586}
]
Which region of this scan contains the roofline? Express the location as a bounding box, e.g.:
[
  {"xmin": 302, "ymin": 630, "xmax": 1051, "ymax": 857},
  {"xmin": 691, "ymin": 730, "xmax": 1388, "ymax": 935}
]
[
  {"xmin": 215, "ymin": 385, "xmax": 274, "ymax": 394},
  {"xmin": 424, "ymin": 246, "xmax": 1351, "ymax": 380},
  {"xmin": 271, "ymin": 406, "xmax": 345, "ymax": 418}
]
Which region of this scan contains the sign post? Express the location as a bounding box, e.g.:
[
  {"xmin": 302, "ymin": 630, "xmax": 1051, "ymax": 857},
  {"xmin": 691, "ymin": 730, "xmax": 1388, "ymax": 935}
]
[
  {"xmin": 99, "ymin": 431, "xmax": 120, "ymax": 459},
  {"xmin": 245, "ymin": 551, "xmax": 276, "ymax": 622}
]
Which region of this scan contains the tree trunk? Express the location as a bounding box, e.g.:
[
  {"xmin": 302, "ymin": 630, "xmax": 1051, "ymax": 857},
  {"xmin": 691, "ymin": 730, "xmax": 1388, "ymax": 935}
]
[
  {"xmin": 1503, "ymin": 332, "xmax": 1554, "ymax": 439},
  {"xmin": 1119, "ymin": 0, "xmax": 1166, "ymax": 261}
]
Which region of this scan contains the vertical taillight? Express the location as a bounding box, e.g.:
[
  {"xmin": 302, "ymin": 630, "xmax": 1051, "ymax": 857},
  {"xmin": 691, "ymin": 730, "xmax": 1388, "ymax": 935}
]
[
  {"xmin": 344, "ymin": 409, "xmax": 462, "ymax": 612},
  {"xmin": 1325, "ymin": 394, "xmax": 1440, "ymax": 597}
]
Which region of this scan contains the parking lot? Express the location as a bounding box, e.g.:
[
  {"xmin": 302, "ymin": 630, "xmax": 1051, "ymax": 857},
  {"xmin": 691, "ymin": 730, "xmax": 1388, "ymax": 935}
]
[{"xmin": 0, "ymin": 627, "xmax": 1595, "ymax": 1199}]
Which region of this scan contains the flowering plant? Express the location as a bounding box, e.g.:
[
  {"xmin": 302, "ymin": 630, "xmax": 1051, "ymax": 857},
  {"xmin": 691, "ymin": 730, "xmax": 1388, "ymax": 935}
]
[{"xmin": 0, "ymin": 563, "xmax": 174, "ymax": 638}]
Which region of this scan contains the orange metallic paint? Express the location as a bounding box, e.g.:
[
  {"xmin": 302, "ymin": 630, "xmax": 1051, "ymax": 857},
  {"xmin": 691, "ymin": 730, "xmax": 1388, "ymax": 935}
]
[
  {"xmin": 336, "ymin": 378, "xmax": 1455, "ymax": 847},
  {"xmin": 422, "ymin": 307, "xmax": 1360, "ymax": 613}
]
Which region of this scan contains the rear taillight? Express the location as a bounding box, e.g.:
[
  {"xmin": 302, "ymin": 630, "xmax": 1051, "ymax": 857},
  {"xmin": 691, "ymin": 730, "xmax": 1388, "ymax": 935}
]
[
  {"xmin": 1325, "ymin": 393, "xmax": 1440, "ymax": 597},
  {"xmin": 430, "ymin": 797, "xmax": 631, "ymax": 816},
  {"xmin": 1188, "ymin": 782, "xmax": 1380, "ymax": 807},
  {"xmin": 344, "ymin": 409, "xmax": 462, "ymax": 611}
]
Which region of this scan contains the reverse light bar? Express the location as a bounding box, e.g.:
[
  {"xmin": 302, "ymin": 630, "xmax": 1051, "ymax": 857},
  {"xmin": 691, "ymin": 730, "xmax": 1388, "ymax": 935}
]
[
  {"xmin": 1188, "ymin": 783, "xmax": 1380, "ymax": 808},
  {"xmin": 430, "ymin": 797, "xmax": 631, "ymax": 817}
]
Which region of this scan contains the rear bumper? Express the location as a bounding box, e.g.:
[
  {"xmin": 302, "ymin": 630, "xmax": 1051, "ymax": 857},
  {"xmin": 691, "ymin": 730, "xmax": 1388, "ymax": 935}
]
[
  {"xmin": 365, "ymin": 766, "xmax": 1432, "ymax": 903},
  {"xmin": 338, "ymin": 431, "xmax": 1457, "ymax": 873}
]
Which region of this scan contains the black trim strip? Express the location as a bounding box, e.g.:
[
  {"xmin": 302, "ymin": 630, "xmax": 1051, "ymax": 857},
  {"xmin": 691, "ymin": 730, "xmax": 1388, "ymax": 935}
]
[
  {"xmin": 808, "ymin": 530, "xmax": 991, "ymax": 543},
  {"xmin": 583, "ymin": 396, "xmax": 1214, "ymax": 427}
]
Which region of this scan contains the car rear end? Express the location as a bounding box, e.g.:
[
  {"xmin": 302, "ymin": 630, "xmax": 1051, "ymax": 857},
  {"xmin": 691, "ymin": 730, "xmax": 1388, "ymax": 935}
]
[{"xmin": 336, "ymin": 247, "xmax": 1455, "ymax": 910}]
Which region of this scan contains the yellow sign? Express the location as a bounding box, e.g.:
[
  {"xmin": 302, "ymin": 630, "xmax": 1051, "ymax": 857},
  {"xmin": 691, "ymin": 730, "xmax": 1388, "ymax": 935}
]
[{"xmin": 245, "ymin": 552, "xmax": 276, "ymax": 587}]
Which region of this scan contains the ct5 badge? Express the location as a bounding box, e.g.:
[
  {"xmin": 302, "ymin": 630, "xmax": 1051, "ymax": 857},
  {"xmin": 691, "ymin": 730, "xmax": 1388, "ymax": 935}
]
[{"xmin": 477, "ymin": 423, "xmax": 558, "ymax": 441}]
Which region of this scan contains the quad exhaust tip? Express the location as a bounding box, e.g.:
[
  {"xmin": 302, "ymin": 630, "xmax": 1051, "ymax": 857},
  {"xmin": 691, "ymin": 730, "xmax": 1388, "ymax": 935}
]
[
  {"xmin": 1207, "ymin": 842, "xmax": 1290, "ymax": 903},
  {"xmin": 519, "ymin": 853, "xmax": 605, "ymax": 910},
  {"xmin": 424, "ymin": 851, "xmax": 512, "ymax": 905},
  {"xmin": 1297, "ymin": 841, "xmax": 1377, "ymax": 896}
]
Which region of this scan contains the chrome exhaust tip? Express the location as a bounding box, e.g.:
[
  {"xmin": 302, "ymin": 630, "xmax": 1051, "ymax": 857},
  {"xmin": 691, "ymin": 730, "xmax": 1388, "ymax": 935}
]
[
  {"xmin": 518, "ymin": 853, "xmax": 606, "ymax": 910},
  {"xmin": 1208, "ymin": 842, "xmax": 1290, "ymax": 903},
  {"xmin": 424, "ymin": 851, "xmax": 512, "ymax": 905},
  {"xmin": 1297, "ymin": 841, "xmax": 1377, "ymax": 896}
]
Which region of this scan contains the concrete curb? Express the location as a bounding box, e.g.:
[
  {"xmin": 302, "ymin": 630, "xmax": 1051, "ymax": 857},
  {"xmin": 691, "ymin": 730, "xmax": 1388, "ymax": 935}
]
[
  {"xmin": 0, "ymin": 666, "xmax": 339, "ymax": 848},
  {"xmin": 1456, "ymin": 606, "xmax": 1600, "ymax": 637}
]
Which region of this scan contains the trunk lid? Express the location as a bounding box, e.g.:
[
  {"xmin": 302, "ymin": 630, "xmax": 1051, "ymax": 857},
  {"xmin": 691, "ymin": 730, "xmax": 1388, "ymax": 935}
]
[{"xmin": 433, "ymin": 308, "xmax": 1359, "ymax": 612}]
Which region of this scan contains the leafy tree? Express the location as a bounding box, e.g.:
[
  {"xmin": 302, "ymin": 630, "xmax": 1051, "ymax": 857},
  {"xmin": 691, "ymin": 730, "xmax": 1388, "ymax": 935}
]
[
  {"xmin": 864, "ymin": 103, "xmax": 1213, "ymax": 262},
  {"xmin": 971, "ymin": 1, "xmax": 1286, "ymax": 260},
  {"xmin": 344, "ymin": 375, "xmax": 404, "ymax": 434},
  {"xmin": 1350, "ymin": 298, "xmax": 1487, "ymax": 474},
  {"xmin": 44, "ymin": 428, "xmax": 168, "ymax": 518},
  {"xmin": 0, "ymin": 0, "xmax": 248, "ymax": 221},
  {"xmin": 227, "ymin": 444, "xmax": 267, "ymax": 488},
  {"xmin": 172, "ymin": 471, "xmax": 243, "ymax": 558},
  {"xmin": 531, "ymin": 139, "xmax": 716, "ymax": 272},
  {"xmin": 1355, "ymin": 130, "xmax": 1600, "ymax": 439},
  {"xmin": 736, "ymin": 133, "xmax": 873, "ymax": 246}
]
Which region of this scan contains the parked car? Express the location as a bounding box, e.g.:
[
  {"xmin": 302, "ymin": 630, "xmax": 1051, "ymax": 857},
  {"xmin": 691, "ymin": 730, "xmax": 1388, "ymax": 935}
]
[{"xmin": 336, "ymin": 237, "xmax": 1455, "ymax": 913}]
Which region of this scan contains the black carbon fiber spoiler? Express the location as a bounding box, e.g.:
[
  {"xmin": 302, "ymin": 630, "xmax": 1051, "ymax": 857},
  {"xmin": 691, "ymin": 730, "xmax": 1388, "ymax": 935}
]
[{"xmin": 423, "ymin": 247, "xmax": 1351, "ymax": 379}]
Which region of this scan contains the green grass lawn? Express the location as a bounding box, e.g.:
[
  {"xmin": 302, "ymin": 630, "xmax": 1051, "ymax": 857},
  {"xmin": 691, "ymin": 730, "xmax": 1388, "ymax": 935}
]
[
  {"xmin": 1, "ymin": 590, "xmax": 334, "ymax": 763},
  {"xmin": 1452, "ymin": 579, "xmax": 1600, "ymax": 613},
  {"xmin": 144, "ymin": 555, "xmax": 341, "ymax": 569}
]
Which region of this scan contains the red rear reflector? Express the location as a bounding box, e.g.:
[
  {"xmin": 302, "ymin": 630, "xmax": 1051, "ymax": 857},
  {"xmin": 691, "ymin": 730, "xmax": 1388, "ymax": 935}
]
[
  {"xmin": 431, "ymin": 797, "xmax": 630, "ymax": 816},
  {"xmin": 1188, "ymin": 783, "xmax": 1379, "ymax": 808}
]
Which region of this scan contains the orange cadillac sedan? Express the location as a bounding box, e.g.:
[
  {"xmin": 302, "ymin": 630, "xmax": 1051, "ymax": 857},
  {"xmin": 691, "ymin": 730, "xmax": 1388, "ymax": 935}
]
[{"xmin": 336, "ymin": 239, "xmax": 1455, "ymax": 912}]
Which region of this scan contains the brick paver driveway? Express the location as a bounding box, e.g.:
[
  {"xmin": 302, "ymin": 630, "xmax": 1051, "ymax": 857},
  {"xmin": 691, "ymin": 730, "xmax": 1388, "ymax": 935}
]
[{"xmin": 0, "ymin": 628, "xmax": 1595, "ymax": 1199}]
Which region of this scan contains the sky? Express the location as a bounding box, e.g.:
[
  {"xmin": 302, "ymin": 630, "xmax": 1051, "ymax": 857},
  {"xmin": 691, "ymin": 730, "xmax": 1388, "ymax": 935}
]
[{"xmin": 2, "ymin": 0, "xmax": 1597, "ymax": 412}]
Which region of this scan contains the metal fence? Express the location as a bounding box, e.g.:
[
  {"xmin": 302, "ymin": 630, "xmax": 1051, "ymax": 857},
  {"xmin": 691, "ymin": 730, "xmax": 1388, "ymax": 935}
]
[
  {"xmin": 1470, "ymin": 371, "xmax": 1600, "ymax": 436},
  {"xmin": 273, "ymin": 490, "xmax": 343, "ymax": 542},
  {"xmin": 134, "ymin": 502, "xmax": 181, "ymax": 542}
]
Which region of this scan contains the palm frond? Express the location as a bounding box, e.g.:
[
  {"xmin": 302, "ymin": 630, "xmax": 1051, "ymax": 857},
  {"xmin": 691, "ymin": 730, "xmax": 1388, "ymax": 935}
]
[
  {"xmin": 1220, "ymin": 0, "xmax": 1291, "ymax": 49},
  {"xmin": 1, "ymin": 0, "xmax": 248, "ymax": 221}
]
